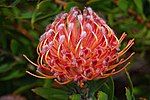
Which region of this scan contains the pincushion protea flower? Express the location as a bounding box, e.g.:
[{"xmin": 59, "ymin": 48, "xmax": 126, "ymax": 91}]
[{"xmin": 24, "ymin": 7, "xmax": 134, "ymax": 87}]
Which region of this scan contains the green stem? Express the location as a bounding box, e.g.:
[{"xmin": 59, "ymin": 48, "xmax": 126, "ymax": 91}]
[{"xmin": 125, "ymin": 68, "xmax": 135, "ymax": 100}]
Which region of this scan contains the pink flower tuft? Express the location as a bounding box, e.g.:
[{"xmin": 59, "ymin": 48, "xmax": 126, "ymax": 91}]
[{"xmin": 24, "ymin": 7, "xmax": 134, "ymax": 87}]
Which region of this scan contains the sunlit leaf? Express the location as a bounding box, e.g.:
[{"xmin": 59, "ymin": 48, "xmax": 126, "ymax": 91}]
[
  {"xmin": 125, "ymin": 69, "xmax": 135, "ymax": 100},
  {"xmin": 125, "ymin": 87, "xmax": 132, "ymax": 100},
  {"xmin": 43, "ymin": 79, "xmax": 52, "ymax": 88},
  {"xmin": 97, "ymin": 91, "xmax": 108, "ymax": 100},
  {"xmin": 20, "ymin": 12, "xmax": 33, "ymax": 19},
  {"xmin": 97, "ymin": 77, "xmax": 114, "ymax": 100},
  {"xmin": 70, "ymin": 94, "xmax": 81, "ymax": 100}
]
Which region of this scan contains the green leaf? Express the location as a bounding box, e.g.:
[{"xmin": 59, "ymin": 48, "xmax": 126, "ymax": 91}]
[
  {"xmin": 10, "ymin": 39, "xmax": 21, "ymax": 55},
  {"xmin": 125, "ymin": 87, "xmax": 132, "ymax": 100},
  {"xmin": 125, "ymin": 69, "xmax": 135, "ymax": 100},
  {"xmin": 32, "ymin": 87, "xmax": 68, "ymax": 100},
  {"xmin": 97, "ymin": 91, "xmax": 108, "ymax": 100},
  {"xmin": 107, "ymin": 77, "xmax": 114, "ymax": 100},
  {"xmin": 98, "ymin": 77, "xmax": 114, "ymax": 100},
  {"xmin": 10, "ymin": 0, "xmax": 21, "ymax": 6},
  {"xmin": 31, "ymin": 9, "xmax": 37, "ymax": 29},
  {"xmin": 118, "ymin": 0, "xmax": 128, "ymax": 12},
  {"xmin": 31, "ymin": 0, "xmax": 60, "ymax": 28},
  {"xmin": 36, "ymin": 0, "xmax": 55, "ymax": 11},
  {"xmin": 1, "ymin": 8, "xmax": 13, "ymax": 17},
  {"xmin": 145, "ymin": 30, "xmax": 150, "ymax": 38},
  {"xmin": 43, "ymin": 79, "xmax": 52, "ymax": 88},
  {"xmin": 20, "ymin": 12, "xmax": 33, "ymax": 19},
  {"xmin": 28, "ymin": 30, "xmax": 39, "ymax": 40},
  {"xmin": 14, "ymin": 84, "xmax": 36, "ymax": 94},
  {"xmin": 35, "ymin": 7, "xmax": 61, "ymax": 22},
  {"xmin": 13, "ymin": 82, "xmax": 43, "ymax": 94},
  {"xmin": 65, "ymin": 2, "xmax": 81, "ymax": 12},
  {"xmin": 0, "ymin": 63, "xmax": 12, "ymax": 73},
  {"xmin": 0, "ymin": 70, "xmax": 25, "ymax": 81},
  {"xmin": 88, "ymin": 0, "xmax": 113, "ymax": 12},
  {"xmin": 0, "ymin": 32, "xmax": 7, "ymax": 49},
  {"xmin": 86, "ymin": 0, "xmax": 100, "ymax": 5},
  {"xmin": 133, "ymin": 0, "xmax": 143, "ymax": 14},
  {"xmin": 12, "ymin": 7, "xmax": 21, "ymax": 18},
  {"xmin": 108, "ymin": 14, "xmax": 114, "ymax": 26},
  {"xmin": 132, "ymin": 87, "xmax": 141, "ymax": 96},
  {"xmin": 88, "ymin": 79, "xmax": 107, "ymax": 97},
  {"xmin": 70, "ymin": 94, "xmax": 81, "ymax": 100}
]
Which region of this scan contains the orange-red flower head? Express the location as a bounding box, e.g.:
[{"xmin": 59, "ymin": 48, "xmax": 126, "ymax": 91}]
[{"xmin": 24, "ymin": 7, "xmax": 134, "ymax": 87}]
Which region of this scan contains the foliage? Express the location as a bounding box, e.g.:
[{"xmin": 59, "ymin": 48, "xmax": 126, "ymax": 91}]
[{"xmin": 0, "ymin": 0, "xmax": 150, "ymax": 100}]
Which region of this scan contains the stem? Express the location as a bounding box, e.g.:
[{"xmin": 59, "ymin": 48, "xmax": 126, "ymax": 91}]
[{"xmin": 125, "ymin": 68, "xmax": 135, "ymax": 100}]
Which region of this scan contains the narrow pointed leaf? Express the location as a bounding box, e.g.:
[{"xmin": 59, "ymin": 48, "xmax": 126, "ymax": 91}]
[
  {"xmin": 70, "ymin": 94, "xmax": 81, "ymax": 100},
  {"xmin": 32, "ymin": 87, "xmax": 68, "ymax": 100},
  {"xmin": 125, "ymin": 87, "xmax": 132, "ymax": 100},
  {"xmin": 97, "ymin": 91, "xmax": 108, "ymax": 100},
  {"xmin": 133, "ymin": 0, "xmax": 143, "ymax": 14}
]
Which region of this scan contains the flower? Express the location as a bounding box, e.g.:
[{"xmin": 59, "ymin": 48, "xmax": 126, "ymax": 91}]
[{"xmin": 24, "ymin": 7, "xmax": 134, "ymax": 87}]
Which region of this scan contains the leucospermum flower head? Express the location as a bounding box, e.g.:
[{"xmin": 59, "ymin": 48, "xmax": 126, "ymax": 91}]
[{"xmin": 24, "ymin": 7, "xmax": 134, "ymax": 87}]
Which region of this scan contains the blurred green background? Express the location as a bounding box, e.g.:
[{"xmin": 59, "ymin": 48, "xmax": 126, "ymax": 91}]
[{"xmin": 0, "ymin": 0, "xmax": 150, "ymax": 100}]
